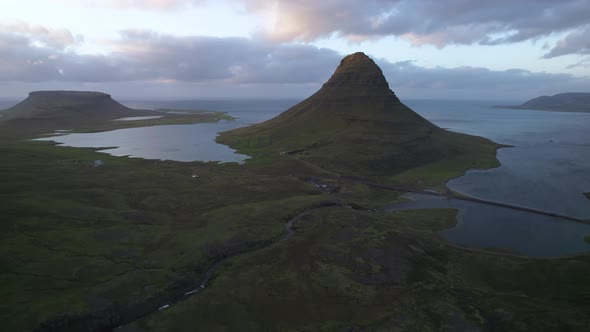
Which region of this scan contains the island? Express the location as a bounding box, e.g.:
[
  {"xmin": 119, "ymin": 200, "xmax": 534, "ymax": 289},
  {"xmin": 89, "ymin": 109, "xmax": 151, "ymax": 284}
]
[{"xmin": 496, "ymin": 92, "xmax": 590, "ymax": 112}]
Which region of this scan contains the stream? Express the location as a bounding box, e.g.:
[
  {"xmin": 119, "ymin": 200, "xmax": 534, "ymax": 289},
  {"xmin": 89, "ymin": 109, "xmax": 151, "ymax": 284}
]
[{"xmin": 113, "ymin": 203, "xmax": 340, "ymax": 331}]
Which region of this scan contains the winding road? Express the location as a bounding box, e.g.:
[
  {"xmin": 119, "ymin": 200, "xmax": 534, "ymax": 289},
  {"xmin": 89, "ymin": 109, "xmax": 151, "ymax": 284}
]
[{"xmin": 337, "ymin": 176, "xmax": 590, "ymax": 224}]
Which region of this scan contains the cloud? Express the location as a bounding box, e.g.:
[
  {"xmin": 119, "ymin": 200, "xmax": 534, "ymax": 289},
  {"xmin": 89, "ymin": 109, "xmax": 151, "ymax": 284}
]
[
  {"xmin": 544, "ymin": 25, "xmax": 590, "ymax": 58},
  {"xmin": 108, "ymin": 30, "xmax": 343, "ymax": 83},
  {"xmin": 0, "ymin": 28, "xmax": 341, "ymax": 83},
  {"xmin": 245, "ymin": 0, "xmax": 590, "ymax": 54},
  {"xmin": 64, "ymin": 0, "xmax": 207, "ymax": 10},
  {"xmin": 0, "ymin": 20, "xmax": 82, "ymax": 49},
  {"xmin": 376, "ymin": 59, "xmax": 590, "ymax": 99},
  {"xmin": 1, "ymin": 28, "xmax": 588, "ymax": 99},
  {"xmin": 567, "ymin": 58, "xmax": 590, "ymax": 69},
  {"xmin": 47, "ymin": 1, "xmax": 590, "ymax": 57}
]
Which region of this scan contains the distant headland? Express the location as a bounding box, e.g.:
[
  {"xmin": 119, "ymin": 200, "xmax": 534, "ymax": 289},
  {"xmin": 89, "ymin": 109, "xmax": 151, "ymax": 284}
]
[
  {"xmin": 0, "ymin": 90, "xmax": 232, "ymax": 136},
  {"xmin": 496, "ymin": 92, "xmax": 590, "ymax": 113}
]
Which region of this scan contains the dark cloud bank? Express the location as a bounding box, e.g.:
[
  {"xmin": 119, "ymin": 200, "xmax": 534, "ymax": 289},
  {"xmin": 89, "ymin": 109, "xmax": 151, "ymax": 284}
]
[{"xmin": 1, "ymin": 27, "xmax": 588, "ymax": 100}]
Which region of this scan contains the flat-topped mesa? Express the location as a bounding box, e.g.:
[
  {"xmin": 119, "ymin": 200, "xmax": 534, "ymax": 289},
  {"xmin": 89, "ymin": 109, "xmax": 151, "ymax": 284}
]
[
  {"xmin": 29, "ymin": 90, "xmax": 111, "ymax": 98},
  {"xmin": 317, "ymin": 52, "xmax": 398, "ymax": 101},
  {"xmin": 26, "ymin": 90, "xmax": 113, "ymax": 107},
  {"xmin": 2, "ymin": 90, "xmax": 149, "ymax": 121}
]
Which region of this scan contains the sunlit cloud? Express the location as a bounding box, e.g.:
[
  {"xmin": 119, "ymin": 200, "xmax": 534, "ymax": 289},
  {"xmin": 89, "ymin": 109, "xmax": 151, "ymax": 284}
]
[
  {"xmin": 0, "ymin": 19, "xmax": 83, "ymax": 50},
  {"xmin": 1, "ymin": 26, "xmax": 588, "ymax": 100},
  {"xmin": 61, "ymin": 0, "xmax": 207, "ymax": 10},
  {"xmin": 244, "ymin": 0, "xmax": 590, "ymax": 58}
]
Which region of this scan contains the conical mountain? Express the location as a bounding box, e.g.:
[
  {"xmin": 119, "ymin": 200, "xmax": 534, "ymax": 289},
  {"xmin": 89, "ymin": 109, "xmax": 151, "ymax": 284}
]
[
  {"xmin": 252, "ymin": 52, "xmax": 436, "ymax": 135},
  {"xmin": 219, "ymin": 52, "xmax": 499, "ymax": 177}
]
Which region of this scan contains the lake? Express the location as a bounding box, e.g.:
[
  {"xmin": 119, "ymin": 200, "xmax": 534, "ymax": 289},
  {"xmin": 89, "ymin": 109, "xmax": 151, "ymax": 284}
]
[
  {"xmin": 35, "ymin": 98, "xmax": 590, "ymax": 256},
  {"xmin": 36, "ymin": 99, "xmax": 299, "ymax": 163}
]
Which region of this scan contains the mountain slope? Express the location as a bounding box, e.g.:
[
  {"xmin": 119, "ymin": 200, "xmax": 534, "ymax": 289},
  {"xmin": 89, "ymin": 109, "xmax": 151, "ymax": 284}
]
[
  {"xmin": 520, "ymin": 93, "xmax": 590, "ymax": 112},
  {"xmin": 218, "ymin": 52, "xmax": 500, "ymax": 178}
]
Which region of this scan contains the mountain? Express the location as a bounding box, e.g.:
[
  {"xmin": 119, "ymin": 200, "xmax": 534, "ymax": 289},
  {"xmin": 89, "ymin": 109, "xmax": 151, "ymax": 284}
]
[
  {"xmin": 498, "ymin": 92, "xmax": 590, "ymax": 112},
  {"xmin": 0, "ymin": 90, "xmax": 157, "ymax": 137},
  {"xmin": 1, "ymin": 90, "xmax": 152, "ymax": 121},
  {"xmin": 218, "ymin": 52, "xmax": 499, "ymax": 177}
]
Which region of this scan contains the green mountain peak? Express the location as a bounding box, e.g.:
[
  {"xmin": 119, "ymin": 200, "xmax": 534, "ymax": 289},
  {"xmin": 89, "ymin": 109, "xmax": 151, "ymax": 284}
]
[{"xmin": 218, "ymin": 52, "xmax": 500, "ymax": 178}]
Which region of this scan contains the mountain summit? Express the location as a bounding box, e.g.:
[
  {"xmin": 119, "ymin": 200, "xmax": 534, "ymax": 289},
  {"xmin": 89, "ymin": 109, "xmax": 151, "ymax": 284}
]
[
  {"xmin": 219, "ymin": 52, "xmax": 498, "ymax": 178},
  {"xmin": 319, "ymin": 52, "xmax": 395, "ymax": 99}
]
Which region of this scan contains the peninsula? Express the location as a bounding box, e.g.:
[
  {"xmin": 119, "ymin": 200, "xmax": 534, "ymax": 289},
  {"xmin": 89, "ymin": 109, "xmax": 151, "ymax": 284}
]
[
  {"xmin": 0, "ymin": 90, "xmax": 231, "ymax": 137},
  {"xmin": 497, "ymin": 92, "xmax": 590, "ymax": 112}
]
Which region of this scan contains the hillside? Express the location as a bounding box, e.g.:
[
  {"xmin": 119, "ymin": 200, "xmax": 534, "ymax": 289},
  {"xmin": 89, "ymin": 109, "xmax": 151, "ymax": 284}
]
[
  {"xmin": 219, "ymin": 52, "xmax": 500, "ymax": 179},
  {"xmin": 499, "ymin": 92, "xmax": 590, "ymax": 112}
]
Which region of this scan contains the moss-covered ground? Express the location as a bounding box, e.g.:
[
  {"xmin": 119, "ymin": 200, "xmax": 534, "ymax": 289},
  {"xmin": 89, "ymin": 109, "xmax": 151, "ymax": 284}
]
[
  {"xmin": 131, "ymin": 207, "xmax": 590, "ymax": 331},
  {"xmin": 0, "ymin": 120, "xmax": 336, "ymax": 330}
]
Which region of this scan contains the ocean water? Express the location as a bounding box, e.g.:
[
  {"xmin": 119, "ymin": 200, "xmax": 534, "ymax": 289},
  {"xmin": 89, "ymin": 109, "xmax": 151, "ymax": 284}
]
[
  {"xmin": 404, "ymin": 99, "xmax": 590, "ymax": 219},
  {"xmin": 400, "ymin": 100, "xmax": 590, "ymax": 256},
  {"xmin": 0, "ymin": 98, "xmax": 19, "ymax": 116},
  {"xmin": 121, "ymin": 99, "xmax": 299, "ymax": 125},
  {"xmin": 34, "ymin": 98, "xmax": 590, "ymax": 256},
  {"xmin": 383, "ymin": 193, "xmax": 590, "ymax": 257}
]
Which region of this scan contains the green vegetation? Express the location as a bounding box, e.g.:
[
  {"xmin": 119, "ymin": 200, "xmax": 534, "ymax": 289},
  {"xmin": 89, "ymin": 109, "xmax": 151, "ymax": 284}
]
[
  {"xmin": 218, "ymin": 53, "xmax": 502, "ymax": 184},
  {"xmin": 0, "ymin": 137, "xmax": 333, "ymax": 331},
  {"xmin": 2, "ymin": 59, "xmax": 589, "ymax": 331},
  {"xmin": 131, "ymin": 207, "xmax": 590, "ymax": 331}
]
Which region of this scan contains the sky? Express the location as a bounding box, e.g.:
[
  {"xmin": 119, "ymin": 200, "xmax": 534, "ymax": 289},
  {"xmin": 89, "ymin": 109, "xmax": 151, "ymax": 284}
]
[{"xmin": 0, "ymin": 0, "xmax": 589, "ymax": 101}]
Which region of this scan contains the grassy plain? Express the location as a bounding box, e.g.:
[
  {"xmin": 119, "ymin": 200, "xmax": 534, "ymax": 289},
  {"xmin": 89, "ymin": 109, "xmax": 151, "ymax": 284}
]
[
  {"xmin": 131, "ymin": 207, "xmax": 590, "ymax": 332},
  {"xmin": 0, "ymin": 134, "xmax": 343, "ymax": 330}
]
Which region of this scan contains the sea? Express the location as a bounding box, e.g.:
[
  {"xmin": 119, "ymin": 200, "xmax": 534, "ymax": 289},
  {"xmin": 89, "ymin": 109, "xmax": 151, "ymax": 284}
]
[{"xmin": 3, "ymin": 98, "xmax": 589, "ymax": 256}]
